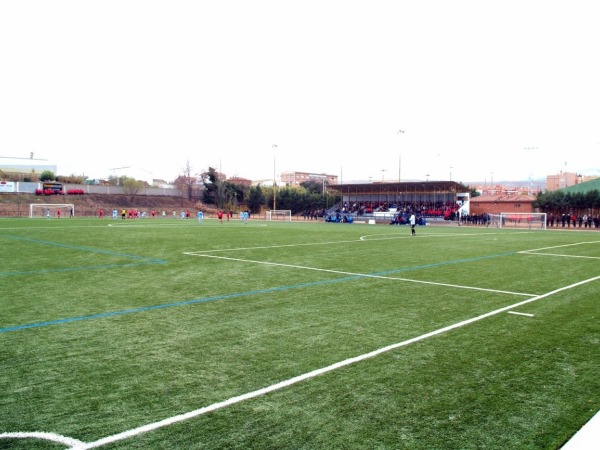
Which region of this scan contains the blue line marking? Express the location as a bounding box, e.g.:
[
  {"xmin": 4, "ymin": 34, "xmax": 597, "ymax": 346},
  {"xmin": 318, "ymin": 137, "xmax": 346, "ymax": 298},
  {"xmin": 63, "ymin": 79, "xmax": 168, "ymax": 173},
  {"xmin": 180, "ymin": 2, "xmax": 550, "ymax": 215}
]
[
  {"xmin": 0, "ymin": 261, "xmax": 164, "ymax": 277},
  {"xmin": 0, "ymin": 251, "xmax": 517, "ymax": 334},
  {"xmin": 0, "ymin": 243, "xmax": 518, "ymax": 333},
  {"xmin": 0, "ymin": 235, "xmax": 167, "ymax": 277},
  {"xmin": 0, "ymin": 276, "xmax": 362, "ymax": 333},
  {"xmin": 2, "ymin": 235, "xmax": 166, "ymax": 262}
]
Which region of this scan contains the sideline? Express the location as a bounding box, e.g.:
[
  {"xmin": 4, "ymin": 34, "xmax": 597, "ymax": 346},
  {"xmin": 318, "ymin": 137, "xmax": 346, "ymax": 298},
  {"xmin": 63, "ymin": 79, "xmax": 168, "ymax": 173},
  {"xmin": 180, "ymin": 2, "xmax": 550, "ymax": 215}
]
[{"xmin": 562, "ymin": 409, "xmax": 600, "ymax": 449}]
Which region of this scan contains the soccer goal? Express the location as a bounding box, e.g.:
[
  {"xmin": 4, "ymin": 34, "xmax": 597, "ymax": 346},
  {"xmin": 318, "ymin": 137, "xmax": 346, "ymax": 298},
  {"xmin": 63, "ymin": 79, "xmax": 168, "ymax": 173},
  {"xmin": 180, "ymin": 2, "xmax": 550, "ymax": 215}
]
[
  {"xmin": 30, "ymin": 203, "xmax": 75, "ymax": 218},
  {"xmin": 488, "ymin": 212, "xmax": 547, "ymax": 230},
  {"xmin": 266, "ymin": 210, "xmax": 292, "ymax": 222}
]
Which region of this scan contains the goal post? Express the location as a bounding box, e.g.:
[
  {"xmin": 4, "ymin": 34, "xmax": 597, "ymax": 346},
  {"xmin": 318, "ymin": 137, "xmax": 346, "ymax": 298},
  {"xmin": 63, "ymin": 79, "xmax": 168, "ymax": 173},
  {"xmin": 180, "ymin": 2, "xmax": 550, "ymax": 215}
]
[
  {"xmin": 30, "ymin": 203, "xmax": 75, "ymax": 218},
  {"xmin": 488, "ymin": 212, "xmax": 547, "ymax": 230},
  {"xmin": 266, "ymin": 210, "xmax": 292, "ymax": 222}
]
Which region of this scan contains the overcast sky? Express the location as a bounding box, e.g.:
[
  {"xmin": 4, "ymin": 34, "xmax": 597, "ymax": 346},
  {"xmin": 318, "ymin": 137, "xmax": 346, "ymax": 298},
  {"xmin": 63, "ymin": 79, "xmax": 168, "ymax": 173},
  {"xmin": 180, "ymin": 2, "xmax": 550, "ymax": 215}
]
[{"xmin": 1, "ymin": 0, "xmax": 598, "ymax": 184}]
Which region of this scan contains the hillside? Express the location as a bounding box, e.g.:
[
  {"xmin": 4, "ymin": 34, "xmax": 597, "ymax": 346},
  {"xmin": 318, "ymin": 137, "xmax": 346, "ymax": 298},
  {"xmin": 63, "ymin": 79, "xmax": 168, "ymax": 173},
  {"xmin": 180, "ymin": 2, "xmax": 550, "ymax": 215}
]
[{"xmin": 0, "ymin": 193, "xmax": 210, "ymax": 218}]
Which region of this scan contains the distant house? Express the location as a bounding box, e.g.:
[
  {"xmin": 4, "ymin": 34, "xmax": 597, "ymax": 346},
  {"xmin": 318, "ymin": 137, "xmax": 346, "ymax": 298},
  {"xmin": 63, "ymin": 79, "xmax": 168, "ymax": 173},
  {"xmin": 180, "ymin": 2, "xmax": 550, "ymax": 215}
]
[
  {"xmin": 227, "ymin": 176, "xmax": 252, "ymax": 188},
  {"xmin": 251, "ymin": 178, "xmax": 276, "ymax": 187},
  {"xmin": 152, "ymin": 179, "xmax": 172, "ymax": 189},
  {"xmin": 470, "ymin": 194, "xmax": 536, "ymax": 215},
  {"xmin": 281, "ymin": 171, "xmax": 338, "ymax": 187},
  {"xmin": 546, "ymin": 171, "xmax": 598, "ymax": 191}
]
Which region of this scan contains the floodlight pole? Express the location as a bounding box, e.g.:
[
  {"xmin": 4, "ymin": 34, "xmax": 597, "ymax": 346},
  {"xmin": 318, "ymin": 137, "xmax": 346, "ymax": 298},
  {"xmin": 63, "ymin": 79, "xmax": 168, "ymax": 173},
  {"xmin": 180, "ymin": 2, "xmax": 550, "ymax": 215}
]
[
  {"xmin": 272, "ymin": 145, "xmax": 278, "ymax": 210},
  {"xmin": 397, "ymin": 129, "xmax": 405, "ymax": 182}
]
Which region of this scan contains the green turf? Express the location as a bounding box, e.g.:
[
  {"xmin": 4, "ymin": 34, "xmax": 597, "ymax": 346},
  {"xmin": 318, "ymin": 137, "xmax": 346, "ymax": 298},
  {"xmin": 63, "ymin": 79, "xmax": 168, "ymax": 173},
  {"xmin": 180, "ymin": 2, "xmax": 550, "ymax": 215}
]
[{"xmin": 1, "ymin": 217, "xmax": 599, "ymax": 449}]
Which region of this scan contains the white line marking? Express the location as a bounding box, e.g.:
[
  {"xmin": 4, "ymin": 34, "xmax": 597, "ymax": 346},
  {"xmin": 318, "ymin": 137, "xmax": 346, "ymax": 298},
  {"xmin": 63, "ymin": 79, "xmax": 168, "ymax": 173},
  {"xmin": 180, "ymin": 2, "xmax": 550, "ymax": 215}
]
[
  {"xmin": 0, "ymin": 432, "xmax": 85, "ymax": 447},
  {"xmin": 67, "ymin": 274, "xmax": 600, "ymax": 449},
  {"xmin": 508, "ymin": 311, "xmax": 535, "ymax": 317},
  {"xmin": 521, "ymin": 252, "xmax": 600, "ymax": 260},
  {"xmin": 106, "ymin": 222, "xmax": 267, "ymax": 229},
  {"xmin": 186, "ymin": 253, "xmax": 536, "ymax": 297},
  {"xmin": 187, "ymin": 231, "xmax": 506, "ymax": 254},
  {"xmin": 358, "ymin": 230, "xmax": 516, "ymax": 241},
  {"xmin": 520, "ymin": 241, "xmax": 600, "ymax": 253},
  {"xmin": 185, "ymin": 230, "xmax": 559, "ymax": 255},
  {"xmin": 519, "ymin": 241, "xmax": 600, "ymax": 259},
  {"xmin": 187, "ymin": 239, "xmax": 360, "ymax": 253}
]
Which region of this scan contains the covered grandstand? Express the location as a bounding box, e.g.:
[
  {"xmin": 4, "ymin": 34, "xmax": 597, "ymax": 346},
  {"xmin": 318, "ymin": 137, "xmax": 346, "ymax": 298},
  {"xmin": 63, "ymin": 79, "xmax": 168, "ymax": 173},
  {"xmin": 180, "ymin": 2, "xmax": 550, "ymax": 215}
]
[{"xmin": 329, "ymin": 181, "xmax": 469, "ymax": 222}]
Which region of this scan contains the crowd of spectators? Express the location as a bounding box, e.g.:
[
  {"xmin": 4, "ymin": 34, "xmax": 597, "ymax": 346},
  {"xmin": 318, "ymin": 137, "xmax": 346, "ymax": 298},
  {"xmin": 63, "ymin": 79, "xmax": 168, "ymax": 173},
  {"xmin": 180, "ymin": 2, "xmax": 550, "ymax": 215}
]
[
  {"xmin": 325, "ymin": 212, "xmax": 354, "ymax": 223},
  {"xmin": 548, "ymin": 213, "xmax": 600, "ymax": 228},
  {"xmin": 337, "ymin": 201, "xmax": 459, "ymax": 219},
  {"xmin": 323, "ymin": 200, "xmax": 600, "ymax": 230},
  {"xmin": 302, "ymin": 209, "xmax": 327, "ymax": 220},
  {"xmin": 455, "ymin": 213, "xmax": 491, "ymax": 225},
  {"xmin": 323, "ymin": 200, "xmax": 461, "ymax": 226}
]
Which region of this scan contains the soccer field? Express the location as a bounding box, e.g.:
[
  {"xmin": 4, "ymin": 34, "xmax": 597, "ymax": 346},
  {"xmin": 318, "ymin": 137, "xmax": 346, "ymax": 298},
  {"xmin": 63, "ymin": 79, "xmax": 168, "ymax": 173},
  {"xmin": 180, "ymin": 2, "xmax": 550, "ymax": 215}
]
[{"xmin": 1, "ymin": 217, "xmax": 599, "ymax": 449}]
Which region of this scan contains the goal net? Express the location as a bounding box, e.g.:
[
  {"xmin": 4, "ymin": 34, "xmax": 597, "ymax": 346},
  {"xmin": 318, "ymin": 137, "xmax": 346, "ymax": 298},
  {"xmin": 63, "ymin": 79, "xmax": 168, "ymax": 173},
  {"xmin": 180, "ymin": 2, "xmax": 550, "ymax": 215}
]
[
  {"xmin": 266, "ymin": 210, "xmax": 292, "ymax": 222},
  {"xmin": 488, "ymin": 212, "xmax": 547, "ymax": 230},
  {"xmin": 30, "ymin": 203, "xmax": 75, "ymax": 218}
]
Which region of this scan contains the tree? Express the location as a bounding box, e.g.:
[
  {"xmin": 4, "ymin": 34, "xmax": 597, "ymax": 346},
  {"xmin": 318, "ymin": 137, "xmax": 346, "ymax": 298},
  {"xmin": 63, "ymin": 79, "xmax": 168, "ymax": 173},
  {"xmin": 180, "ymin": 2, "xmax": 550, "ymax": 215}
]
[
  {"xmin": 107, "ymin": 174, "xmax": 145, "ymax": 187},
  {"xmin": 174, "ymin": 161, "xmax": 198, "ymax": 201},
  {"xmin": 221, "ymin": 181, "xmax": 244, "ymax": 209},
  {"xmin": 121, "ymin": 177, "xmax": 145, "ymax": 201},
  {"xmin": 39, "ymin": 170, "xmax": 56, "ymax": 182},
  {"xmin": 273, "ymin": 187, "xmax": 302, "ymax": 212},
  {"xmin": 300, "ymin": 179, "xmax": 327, "ymax": 195},
  {"xmin": 534, "ymin": 189, "xmax": 600, "ymax": 216},
  {"xmin": 585, "ymin": 190, "xmax": 600, "ymax": 212},
  {"xmin": 246, "ymin": 185, "xmax": 266, "ymax": 213},
  {"xmin": 201, "ymin": 167, "xmax": 222, "ymax": 206},
  {"xmin": 266, "ymin": 185, "xmax": 340, "ymax": 215},
  {"xmin": 58, "ymin": 174, "xmax": 87, "ymax": 184}
]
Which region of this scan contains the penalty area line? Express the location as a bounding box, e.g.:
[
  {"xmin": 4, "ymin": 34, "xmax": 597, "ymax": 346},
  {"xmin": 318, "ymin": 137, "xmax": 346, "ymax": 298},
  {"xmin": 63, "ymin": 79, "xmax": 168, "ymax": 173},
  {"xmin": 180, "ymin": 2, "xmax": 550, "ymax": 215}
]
[
  {"xmin": 69, "ymin": 273, "xmax": 600, "ymax": 449},
  {"xmin": 187, "ymin": 253, "xmax": 536, "ymax": 298}
]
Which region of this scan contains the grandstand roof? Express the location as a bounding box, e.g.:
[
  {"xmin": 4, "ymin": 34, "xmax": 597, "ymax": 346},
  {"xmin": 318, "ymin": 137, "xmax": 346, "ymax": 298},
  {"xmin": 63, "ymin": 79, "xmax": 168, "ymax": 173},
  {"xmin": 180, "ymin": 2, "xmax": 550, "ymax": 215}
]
[{"xmin": 330, "ymin": 180, "xmax": 465, "ymax": 194}]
